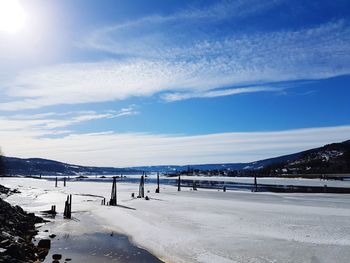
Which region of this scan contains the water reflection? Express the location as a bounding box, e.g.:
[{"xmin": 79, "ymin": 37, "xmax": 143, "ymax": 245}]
[{"xmin": 44, "ymin": 232, "xmax": 163, "ymax": 263}]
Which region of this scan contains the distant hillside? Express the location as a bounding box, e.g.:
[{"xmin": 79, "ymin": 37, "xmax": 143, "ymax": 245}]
[
  {"xmin": 2, "ymin": 140, "xmax": 349, "ymax": 176},
  {"xmin": 1, "ymin": 152, "xmax": 304, "ymax": 176},
  {"xmin": 2, "ymin": 157, "xmax": 138, "ymax": 176},
  {"xmin": 261, "ymin": 140, "xmax": 350, "ymax": 175},
  {"xmin": 131, "ymin": 152, "xmax": 303, "ymax": 173}
]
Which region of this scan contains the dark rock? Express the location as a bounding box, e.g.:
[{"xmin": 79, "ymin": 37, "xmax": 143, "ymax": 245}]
[
  {"xmin": 37, "ymin": 247, "xmax": 49, "ymax": 259},
  {"xmin": 0, "ymin": 185, "xmax": 47, "ymax": 262},
  {"xmin": 1, "ymin": 239, "xmax": 10, "ymax": 246},
  {"xmin": 38, "ymin": 239, "xmax": 51, "ymax": 249},
  {"xmin": 52, "ymin": 254, "xmax": 62, "ymax": 260},
  {"xmin": 6, "ymin": 243, "xmax": 25, "ymax": 259},
  {"xmin": 49, "ymin": 234, "xmax": 56, "ymax": 239}
]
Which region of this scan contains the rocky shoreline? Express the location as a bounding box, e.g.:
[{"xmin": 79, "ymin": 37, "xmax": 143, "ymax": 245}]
[{"xmin": 0, "ymin": 184, "xmax": 49, "ymax": 263}]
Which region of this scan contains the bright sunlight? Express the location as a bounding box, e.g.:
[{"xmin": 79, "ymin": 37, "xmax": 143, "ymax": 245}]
[{"xmin": 0, "ymin": 0, "xmax": 27, "ymax": 34}]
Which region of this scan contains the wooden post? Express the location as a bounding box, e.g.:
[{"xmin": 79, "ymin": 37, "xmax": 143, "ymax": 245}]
[
  {"xmin": 109, "ymin": 177, "xmax": 117, "ymax": 206},
  {"xmin": 223, "ymin": 186, "xmax": 226, "ymax": 192},
  {"xmin": 141, "ymin": 174, "xmax": 144, "ymax": 197},
  {"xmin": 64, "ymin": 177, "xmax": 66, "ymax": 187},
  {"xmin": 156, "ymin": 172, "xmax": 160, "ymax": 193},
  {"xmin": 254, "ymin": 176, "xmax": 258, "ymax": 192},
  {"xmin": 193, "ymin": 180, "xmax": 197, "ymax": 191},
  {"xmin": 64, "ymin": 194, "xmax": 72, "ymax": 219},
  {"xmin": 138, "ymin": 175, "xmax": 145, "ymax": 198},
  {"xmin": 64, "ymin": 196, "xmax": 68, "ymax": 217},
  {"xmin": 55, "ymin": 177, "xmax": 58, "ymax": 187},
  {"xmin": 69, "ymin": 195, "xmax": 72, "ymax": 218},
  {"xmin": 178, "ymin": 175, "xmax": 181, "ymax": 191},
  {"xmin": 68, "ymin": 194, "xmax": 72, "ymax": 218}
]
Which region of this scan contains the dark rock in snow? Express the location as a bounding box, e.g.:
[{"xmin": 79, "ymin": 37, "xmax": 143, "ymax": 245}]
[
  {"xmin": 0, "ymin": 184, "xmax": 48, "ymax": 263},
  {"xmin": 52, "ymin": 254, "xmax": 62, "ymax": 260},
  {"xmin": 38, "ymin": 239, "xmax": 51, "ymax": 249}
]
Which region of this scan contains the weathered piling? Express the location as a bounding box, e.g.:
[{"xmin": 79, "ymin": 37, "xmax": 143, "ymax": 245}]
[
  {"xmin": 193, "ymin": 180, "xmax": 197, "ymax": 191},
  {"xmin": 109, "ymin": 177, "xmax": 117, "ymax": 206},
  {"xmin": 178, "ymin": 175, "xmax": 181, "ymax": 191},
  {"xmin": 64, "ymin": 196, "xmax": 67, "ymax": 218},
  {"xmin": 63, "ymin": 177, "xmax": 66, "ymax": 187},
  {"xmin": 69, "ymin": 194, "xmax": 72, "ymax": 218},
  {"xmin": 138, "ymin": 175, "xmax": 145, "ymax": 198},
  {"xmin": 64, "ymin": 194, "xmax": 72, "ymax": 219},
  {"xmin": 55, "ymin": 177, "xmax": 58, "ymax": 187},
  {"xmin": 254, "ymin": 176, "xmax": 258, "ymax": 192},
  {"xmin": 155, "ymin": 172, "xmax": 160, "ymax": 193},
  {"xmin": 223, "ymin": 186, "xmax": 226, "ymax": 192}
]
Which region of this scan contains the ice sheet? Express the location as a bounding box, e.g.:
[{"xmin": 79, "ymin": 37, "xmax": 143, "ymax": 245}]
[{"xmin": 2, "ymin": 177, "xmax": 350, "ymax": 263}]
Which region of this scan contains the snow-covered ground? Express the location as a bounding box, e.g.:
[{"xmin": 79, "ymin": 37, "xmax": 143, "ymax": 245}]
[{"xmin": 2, "ymin": 177, "xmax": 350, "ymax": 263}]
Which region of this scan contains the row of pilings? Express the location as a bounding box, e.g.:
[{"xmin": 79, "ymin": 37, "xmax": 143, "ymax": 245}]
[
  {"xmin": 53, "ymin": 173, "xmax": 240, "ymax": 193},
  {"xmin": 54, "ymin": 177, "xmax": 68, "ymax": 188},
  {"xmin": 50, "ymin": 172, "xmax": 240, "ymax": 217}
]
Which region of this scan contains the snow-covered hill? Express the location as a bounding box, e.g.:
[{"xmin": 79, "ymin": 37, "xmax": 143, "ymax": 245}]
[
  {"xmin": 2, "ymin": 157, "xmax": 138, "ymax": 176},
  {"xmin": 263, "ymin": 140, "xmax": 350, "ymax": 175},
  {"xmin": 1, "ymin": 140, "xmax": 349, "ymax": 175}
]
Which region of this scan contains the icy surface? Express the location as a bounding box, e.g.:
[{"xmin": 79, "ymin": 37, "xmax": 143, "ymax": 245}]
[
  {"xmin": 166, "ymin": 175, "xmax": 350, "ymax": 188},
  {"xmin": 2, "ymin": 177, "xmax": 350, "ymax": 263}
]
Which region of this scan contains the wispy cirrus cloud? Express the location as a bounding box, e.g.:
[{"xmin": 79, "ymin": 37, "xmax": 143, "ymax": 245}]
[
  {"xmin": 85, "ymin": 0, "xmax": 286, "ymax": 56},
  {"xmin": 0, "ymin": 105, "xmax": 138, "ymax": 136},
  {"xmin": 162, "ymin": 87, "xmax": 284, "ymax": 102},
  {"xmin": 1, "ymin": 2, "xmax": 349, "ymax": 110}
]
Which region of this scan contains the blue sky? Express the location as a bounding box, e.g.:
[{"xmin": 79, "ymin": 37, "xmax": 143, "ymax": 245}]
[{"xmin": 0, "ymin": 0, "xmax": 349, "ymax": 166}]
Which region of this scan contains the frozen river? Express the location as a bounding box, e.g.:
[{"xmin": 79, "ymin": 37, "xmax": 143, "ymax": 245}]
[{"xmin": 2, "ymin": 177, "xmax": 350, "ymax": 263}]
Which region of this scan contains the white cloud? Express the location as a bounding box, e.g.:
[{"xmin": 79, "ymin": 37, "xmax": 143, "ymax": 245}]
[
  {"xmin": 1, "ymin": 124, "xmax": 349, "ymax": 167},
  {"xmin": 0, "ymin": 1, "xmax": 349, "ymax": 110},
  {"xmin": 0, "ymin": 18, "xmax": 349, "ymax": 110},
  {"xmin": 162, "ymin": 87, "xmax": 283, "ymax": 102},
  {"xmin": 85, "ymin": 0, "xmax": 285, "ymax": 56},
  {"xmin": 0, "ymin": 105, "xmax": 138, "ymax": 136}
]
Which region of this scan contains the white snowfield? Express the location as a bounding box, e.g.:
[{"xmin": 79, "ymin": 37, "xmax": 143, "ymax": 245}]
[{"xmin": 2, "ymin": 177, "xmax": 350, "ymax": 263}]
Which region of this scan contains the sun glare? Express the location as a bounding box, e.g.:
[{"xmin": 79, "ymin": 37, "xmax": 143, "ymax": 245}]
[{"xmin": 0, "ymin": 0, "xmax": 27, "ymax": 34}]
